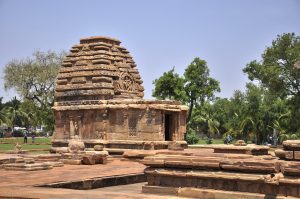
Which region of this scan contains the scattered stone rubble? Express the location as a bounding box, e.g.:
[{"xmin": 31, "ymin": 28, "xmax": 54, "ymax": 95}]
[{"xmin": 52, "ymin": 138, "xmax": 108, "ymax": 165}]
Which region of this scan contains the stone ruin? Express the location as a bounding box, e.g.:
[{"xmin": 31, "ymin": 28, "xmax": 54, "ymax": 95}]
[
  {"xmin": 51, "ymin": 36, "xmax": 188, "ymax": 153},
  {"xmin": 140, "ymin": 140, "xmax": 300, "ymax": 198}
]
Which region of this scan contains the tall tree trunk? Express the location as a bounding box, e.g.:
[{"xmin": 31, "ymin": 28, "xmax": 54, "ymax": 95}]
[{"xmin": 187, "ymin": 98, "xmax": 195, "ymax": 125}]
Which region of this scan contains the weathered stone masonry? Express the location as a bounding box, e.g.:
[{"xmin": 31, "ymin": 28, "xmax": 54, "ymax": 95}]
[{"xmin": 52, "ymin": 36, "xmax": 187, "ymax": 151}]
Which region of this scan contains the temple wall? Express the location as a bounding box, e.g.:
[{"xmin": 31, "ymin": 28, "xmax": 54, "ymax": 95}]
[{"xmin": 53, "ymin": 107, "xmax": 186, "ymax": 142}]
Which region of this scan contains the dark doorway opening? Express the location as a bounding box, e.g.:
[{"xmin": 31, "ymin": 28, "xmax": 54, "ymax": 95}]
[{"xmin": 164, "ymin": 114, "xmax": 172, "ymax": 141}]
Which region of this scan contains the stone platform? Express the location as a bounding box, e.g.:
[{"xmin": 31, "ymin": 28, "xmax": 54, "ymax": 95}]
[
  {"xmin": 212, "ymin": 144, "xmax": 269, "ymax": 155},
  {"xmin": 142, "ymin": 149, "xmax": 300, "ymax": 198},
  {"xmin": 0, "ymin": 155, "xmax": 150, "ymax": 199}
]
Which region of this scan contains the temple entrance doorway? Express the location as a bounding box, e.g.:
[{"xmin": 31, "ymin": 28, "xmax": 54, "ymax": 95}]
[{"xmin": 164, "ymin": 114, "xmax": 173, "ymax": 141}]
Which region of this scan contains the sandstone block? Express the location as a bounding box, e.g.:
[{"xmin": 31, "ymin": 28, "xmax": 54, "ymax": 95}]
[
  {"xmin": 275, "ymin": 149, "xmax": 286, "ymax": 159},
  {"xmin": 234, "ymin": 140, "xmax": 247, "ymax": 146},
  {"xmin": 93, "ymin": 145, "xmax": 104, "ymax": 151},
  {"xmin": 61, "ymin": 159, "xmax": 82, "ymax": 165},
  {"xmin": 85, "ymin": 150, "xmax": 108, "ymax": 156},
  {"xmin": 294, "ymin": 151, "xmax": 300, "ymax": 160},
  {"xmin": 123, "ymin": 150, "xmax": 156, "ymax": 159},
  {"xmin": 219, "ymin": 159, "xmax": 276, "ymax": 173},
  {"xmin": 68, "ymin": 139, "xmax": 85, "ymax": 153},
  {"xmin": 50, "ymin": 147, "xmax": 69, "ymax": 154},
  {"xmin": 280, "ymin": 162, "xmax": 300, "ymax": 176},
  {"xmin": 283, "ymin": 140, "xmax": 300, "ymax": 151},
  {"xmin": 82, "ymin": 155, "xmax": 95, "ymax": 165},
  {"xmin": 168, "ymin": 142, "xmax": 184, "ymax": 151}
]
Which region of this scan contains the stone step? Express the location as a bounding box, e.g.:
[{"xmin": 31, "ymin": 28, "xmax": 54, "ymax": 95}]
[{"xmin": 3, "ymin": 163, "xmax": 53, "ymax": 171}]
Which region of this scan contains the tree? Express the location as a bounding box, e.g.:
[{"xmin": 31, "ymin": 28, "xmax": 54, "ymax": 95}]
[
  {"xmin": 191, "ymin": 103, "xmax": 220, "ymax": 139},
  {"xmin": 4, "ymin": 50, "xmax": 66, "ymax": 108},
  {"xmin": 152, "ymin": 67, "xmax": 185, "ymax": 101},
  {"xmin": 5, "ymin": 97, "xmax": 29, "ymax": 136},
  {"xmin": 184, "ymin": 58, "xmax": 220, "ymax": 123},
  {"xmin": 0, "ymin": 98, "xmax": 7, "ymax": 126},
  {"xmin": 152, "ymin": 58, "xmax": 220, "ymax": 128},
  {"xmin": 243, "ymin": 33, "xmax": 300, "ymax": 131},
  {"xmin": 4, "ymin": 50, "xmax": 66, "ymax": 132}
]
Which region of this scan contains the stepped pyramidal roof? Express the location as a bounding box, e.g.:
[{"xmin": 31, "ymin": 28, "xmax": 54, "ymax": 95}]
[{"xmin": 55, "ymin": 36, "xmax": 144, "ymax": 102}]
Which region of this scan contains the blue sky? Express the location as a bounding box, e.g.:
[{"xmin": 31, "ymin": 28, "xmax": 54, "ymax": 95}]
[{"xmin": 0, "ymin": 0, "xmax": 299, "ymax": 102}]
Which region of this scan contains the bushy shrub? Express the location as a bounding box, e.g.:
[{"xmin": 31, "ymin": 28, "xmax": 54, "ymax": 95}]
[
  {"xmin": 206, "ymin": 138, "xmax": 213, "ymax": 144},
  {"xmin": 186, "ymin": 129, "xmax": 199, "ymax": 145}
]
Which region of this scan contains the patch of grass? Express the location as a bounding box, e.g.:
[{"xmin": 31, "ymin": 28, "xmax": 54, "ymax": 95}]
[
  {"xmin": 0, "ymin": 143, "xmax": 51, "ymax": 152},
  {"xmin": 197, "ymin": 138, "xmax": 224, "ymax": 145},
  {"xmin": 0, "ymin": 144, "xmax": 14, "ymax": 151},
  {"xmin": 0, "ymin": 137, "xmax": 51, "ymax": 152},
  {"xmin": 0, "ymin": 137, "xmax": 51, "ymax": 144}
]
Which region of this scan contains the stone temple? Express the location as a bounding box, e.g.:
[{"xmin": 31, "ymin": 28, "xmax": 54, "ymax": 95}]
[{"xmin": 51, "ymin": 36, "xmax": 188, "ymax": 152}]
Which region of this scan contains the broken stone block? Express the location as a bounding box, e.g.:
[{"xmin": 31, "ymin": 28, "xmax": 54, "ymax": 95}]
[
  {"xmin": 82, "ymin": 155, "xmax": 96, "ymax": 165},
  {"xmin": 94, "ymin": 145, "xmax": 104, "ymax": 151},
  {"xmin": 234, "ymin": 140, "xmax": 247, "ymax": 146},
  {"xmin": 68, "ymin": 139, "xmax": 85, "ymax": 153}
]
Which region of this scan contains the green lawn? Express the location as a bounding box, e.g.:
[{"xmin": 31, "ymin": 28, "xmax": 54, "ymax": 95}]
[
  {"xmin": 0, "ymin": 137, "xmax": 51, "ymax": 144},
  {"xmin": 0, "ymin": 137, "xmax": 51, "ymax": 152}
]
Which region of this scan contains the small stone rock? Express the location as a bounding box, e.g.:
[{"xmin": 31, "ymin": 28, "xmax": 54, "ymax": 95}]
[
  {"xmin": 94, "ymin": 145, "xmax": 104, "ymax": 151},
  {"xmin": 68, "ymin": 139, "xmax": 85, "ymax": 153},
  {"xmin": 234, "ymin": 140, "xmax": 247, "ymax": 146}
]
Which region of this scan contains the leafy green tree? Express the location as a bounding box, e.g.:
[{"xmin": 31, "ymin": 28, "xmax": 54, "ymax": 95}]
[
  {"xmin": 184, "ymin": 58, "xmax": 220, "ymax": 123},
  {"xmin": 152, "ymin": 58, "xmax": 220, "ymax": 126},
  {"xmin": 152, "ymin": 67, "xmax": 185, "ymax": 101},
  {"xmin": 5, "ymin": 97, "xmax": 29, "ymax": 136},
  {"xmin": 4, "ymin": 50, "xmax": 66, "ymax": 108},
  {"xmin": 0, "ymin": 98, "xmax": 7, "ymax": 126},
  {"xmin": 191, "ymin": 103, "xmax": 220, "ymax": 139},
  {"xmin": 243, "ymin": 33, "xmax": 300, "ymax": 131},
  {"xmin": 4, "ymin": 50, "xmax": 66, "ymax": 132}
]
